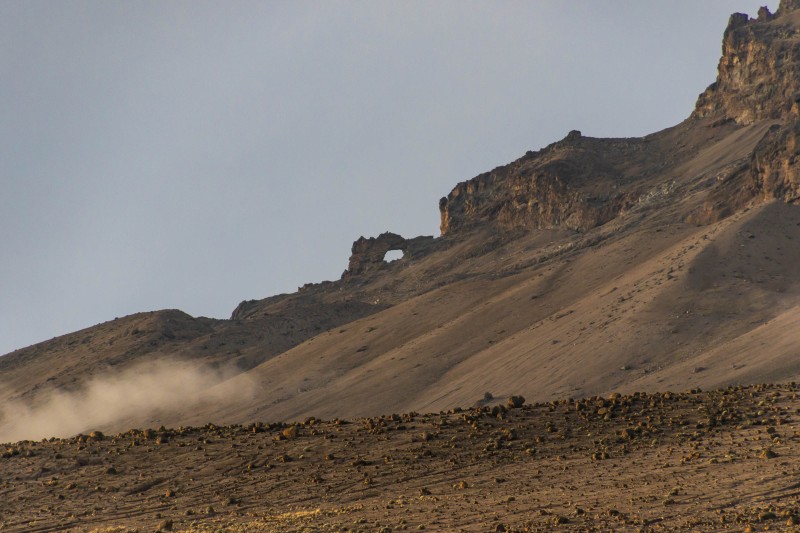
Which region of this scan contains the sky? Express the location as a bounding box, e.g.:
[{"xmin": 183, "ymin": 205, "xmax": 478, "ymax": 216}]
[{"xmin": 0, "ymin": 0, "xmax": 779, "ymax": 356}]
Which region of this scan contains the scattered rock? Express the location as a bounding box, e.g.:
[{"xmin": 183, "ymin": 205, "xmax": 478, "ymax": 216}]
[
  {"xmin": 759, "ymin": 448, "xmax": 777, "ymax": 459},
  {"xmin": 507, "ymin": 396, "xmax": 526, "ymax": 409}
]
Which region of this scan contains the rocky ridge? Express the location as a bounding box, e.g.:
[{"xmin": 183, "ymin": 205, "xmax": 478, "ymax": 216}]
[{"xmin": 441, "ymin": 1, "xmax": 800, "ymax": 234}]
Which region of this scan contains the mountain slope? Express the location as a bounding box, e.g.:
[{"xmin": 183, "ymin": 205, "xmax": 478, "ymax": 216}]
[{"xmin": 3, "ymin": 2, "xmax": 800, "ymax": 440}]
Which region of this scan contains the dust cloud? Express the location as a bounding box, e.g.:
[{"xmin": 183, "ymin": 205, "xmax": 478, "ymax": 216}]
[{"xmin": 0, "ymin": 360, "xmax": 255, "ymax": 443}]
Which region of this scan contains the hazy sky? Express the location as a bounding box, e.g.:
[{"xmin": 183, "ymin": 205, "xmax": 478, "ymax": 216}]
[{"xmin": 1, "ymin": 1, "xmax": 779, "ymax": 356}]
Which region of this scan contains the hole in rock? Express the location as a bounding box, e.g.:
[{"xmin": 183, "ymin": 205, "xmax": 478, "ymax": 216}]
[{"xmin": 383, "ymin": 249, "xmax": 404, "ymax": 262}]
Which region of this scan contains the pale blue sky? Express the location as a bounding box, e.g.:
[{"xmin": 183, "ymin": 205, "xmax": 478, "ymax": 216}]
[{"xmin": 0, "ymin": 1, "xmax": 779, "ymax": 355}]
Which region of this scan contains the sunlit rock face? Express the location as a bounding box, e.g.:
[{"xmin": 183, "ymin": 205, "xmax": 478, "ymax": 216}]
[
  {"xmin": 438, "ymin": 131, "xmax": 644, "ymax": 236},
  {"xmin": 691, "ymin": 3, "xmax": 800, "ymax": 214},
  {"xmin": 693, "ymin": 3, "xmax": 800, "ymax": 125}
]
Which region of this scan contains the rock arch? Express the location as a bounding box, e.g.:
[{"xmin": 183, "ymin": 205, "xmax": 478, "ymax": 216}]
[{"xmin": 342, "ymin": 232, "xmax": 435, "ymax": 277}]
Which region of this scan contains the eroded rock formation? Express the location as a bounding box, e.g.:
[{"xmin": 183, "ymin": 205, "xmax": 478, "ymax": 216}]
[
  {"xmin": 693, "ymin": 4, "xmax": 800, "ymax": 125},
  {"xmin": 689, "ymin": 2, "xmax": 800, "ymax": 220},
  {"xmin": 342, "ymin": 232, "xmax": 435, "ymax": 277},
  {"xmin": 751, "ymin": 121, "xmax": 800, "ymax": 202},
  {"xmin": 438, "ymin": 131, "xmax": 646, "ymax": 236}
]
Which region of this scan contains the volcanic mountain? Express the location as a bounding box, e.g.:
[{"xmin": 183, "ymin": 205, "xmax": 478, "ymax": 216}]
[{"xmin": 3, "ymin": 1, "xmax": 800, "ymax": 442}]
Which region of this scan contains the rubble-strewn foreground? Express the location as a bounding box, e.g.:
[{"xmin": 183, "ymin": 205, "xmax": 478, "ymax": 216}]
[{"xmin": 3, "ymin": 385, "xmax": 800, "ymax": 532}]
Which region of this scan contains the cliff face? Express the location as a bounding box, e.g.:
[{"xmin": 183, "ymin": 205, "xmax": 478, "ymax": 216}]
[
  {"xmin": 438, "ymin": 131, "xmax": 648, "ymax": 236},
  {"xmin": 693, "ymin": 2, "xmax": 800, "ymax": 125},
  {"xmin": 691, "ymin": 1, "xmax": 800, "ymax": 213},
  {"xmin": 751, "ymin": 121, "xmax": 800, "ymax": 202}
]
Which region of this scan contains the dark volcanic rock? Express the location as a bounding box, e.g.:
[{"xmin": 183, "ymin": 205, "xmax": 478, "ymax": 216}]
[
  {"xmin": 346, "ymin": 232, "xmax": 406, "ymax": 276},
  {"xmin": 343, "ymin": 232, "xmax": 435, "ymax": 277}
]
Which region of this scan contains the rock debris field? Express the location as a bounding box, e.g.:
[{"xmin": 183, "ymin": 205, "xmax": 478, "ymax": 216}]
[{"xmin": 4, "ymin": 385, "xmax": 800, "ymax": 532}]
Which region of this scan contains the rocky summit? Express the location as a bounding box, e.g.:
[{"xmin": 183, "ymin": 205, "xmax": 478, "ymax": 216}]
[{"xmin": 3, "ymin": 4, "xmax": 800, "ymax": 531}]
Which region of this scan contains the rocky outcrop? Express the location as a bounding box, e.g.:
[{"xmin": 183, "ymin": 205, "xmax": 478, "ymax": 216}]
[
  {"xmin": 751, "ymin": 120, "xmax": 800, "ymax": 201},
  {"xmin": 342, "ymin": 232, "xmax": 436, "ymax": 277},
  {"xmin": 692, "ymin": 4, "xmax": 800, "ymax": 125},
  {"xmin": 688, "ymin": 120, "xmax": 800, "ymax": 225},
  {"xmin": 688, "ymin": 2, "xmax": 800, "ymax": 219},
  {"xmin": 781, "ymin": 0, "xmax": 800, "ymax": 13},
  {"xmin": 438, "ymin": 131, "xmax": 643, "ymax": 236}
]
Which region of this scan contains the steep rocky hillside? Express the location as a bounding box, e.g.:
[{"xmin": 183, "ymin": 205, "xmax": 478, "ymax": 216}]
[{"xmin": 3, "ymin": 2, "xmax": 800, "ymax": 441}]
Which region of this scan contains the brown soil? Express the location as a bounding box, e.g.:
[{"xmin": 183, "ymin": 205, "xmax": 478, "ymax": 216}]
[{"xmin": 3, "ymin": 384, "xmax": 800, "ymax": 532}]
